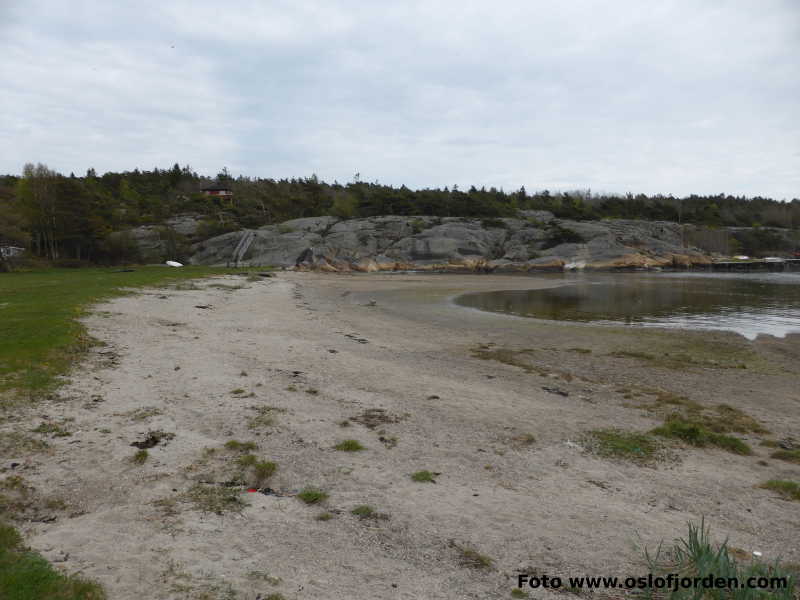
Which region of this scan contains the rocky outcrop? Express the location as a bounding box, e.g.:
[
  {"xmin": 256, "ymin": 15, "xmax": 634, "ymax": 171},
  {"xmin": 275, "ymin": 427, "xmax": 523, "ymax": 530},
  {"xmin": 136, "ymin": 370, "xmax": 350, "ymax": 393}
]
[
  {"xmin": 110, "ymin": 215, "xmax": 202, "ymax": 262},
  {"xmin": 109, "ymin": 226, "xmax": 167, "ymax": 262},
  {"xmin": 165, "ymin": 214, "xmax": 203, "ymax": 237},
  {"xmin": 187, "ymin": 213, "xmax": 711, "ymax": 272}
]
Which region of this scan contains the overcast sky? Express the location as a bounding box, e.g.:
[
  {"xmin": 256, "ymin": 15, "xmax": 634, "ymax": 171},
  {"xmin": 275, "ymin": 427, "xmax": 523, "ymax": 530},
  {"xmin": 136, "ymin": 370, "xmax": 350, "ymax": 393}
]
[{"xmin": 2, "ymin": 1, "xmax": 798, "ymax": 198}]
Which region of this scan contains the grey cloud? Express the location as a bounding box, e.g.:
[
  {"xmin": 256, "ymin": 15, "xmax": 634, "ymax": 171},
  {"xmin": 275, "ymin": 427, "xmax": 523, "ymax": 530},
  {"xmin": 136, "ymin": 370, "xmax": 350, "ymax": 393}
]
[{"xmin": 1, "ymin": 0, "xmax": 798, "ymax": 198}]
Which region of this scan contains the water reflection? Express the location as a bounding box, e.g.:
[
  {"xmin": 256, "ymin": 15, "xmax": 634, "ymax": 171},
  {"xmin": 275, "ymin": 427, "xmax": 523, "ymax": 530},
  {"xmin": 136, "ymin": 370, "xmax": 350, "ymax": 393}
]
[{"xmin": 455, "ymin": 272, "xmax": 800, "ymax": 339}]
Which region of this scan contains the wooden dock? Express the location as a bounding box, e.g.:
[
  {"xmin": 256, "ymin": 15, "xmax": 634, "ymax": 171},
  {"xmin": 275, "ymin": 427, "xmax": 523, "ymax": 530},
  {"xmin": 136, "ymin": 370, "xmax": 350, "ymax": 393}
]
[{"xmin": 704, "ymin": 258, "xmax": 800, "ymax": 272}]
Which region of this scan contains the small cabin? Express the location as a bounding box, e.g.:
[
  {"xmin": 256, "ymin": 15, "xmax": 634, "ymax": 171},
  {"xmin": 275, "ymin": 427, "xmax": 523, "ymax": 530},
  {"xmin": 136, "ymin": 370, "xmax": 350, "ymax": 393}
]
[{"xmin": 201, "ymin": 181, "xmax": 234, "ymax": 200}]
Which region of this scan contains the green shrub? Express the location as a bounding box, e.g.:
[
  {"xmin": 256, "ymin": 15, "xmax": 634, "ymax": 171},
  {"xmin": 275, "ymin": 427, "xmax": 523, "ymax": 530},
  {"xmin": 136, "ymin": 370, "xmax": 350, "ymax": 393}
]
[
  {"xmin": 97, "ymin": 231, "xmax": 140, "ymax": 265},
  {"xmin": 224, "ymin": 440, "xmax": 258, "ymax": 452},
  {"xmin": 456, "ymin": 546, "xmax": 493, "ymax": 569},
  {"xmin": 334, "ymin": 439, "xmax": 365, "ymax": 452},
  {"xmin": 184, "ymin": 484, "xmax": 245, "ymax": 515},
  {"xmin": 297, "ymin": 488, "xmax": 328, "ymax": 504},
  {"xmin": 644, "ymin": 519, "xmax": 796, "ymax": 599},
  {"xmin": 411, "ymin": 470, "xmax": 436, "ymax": 483},
  {"xmin": 236, "ymin": 454, "xmax": 258, "ymax": 467},
  {"xmin": 542, "ymin": 224, "xmax": 585, "ymax": 249},
  {"xmin": 651, "ymin": 417, "xmax": 752, "ymax": 455},
  {"xmin": 350, "ymin": 505, "xmax": 388, "ymax": 520},
  {"xmin": 770, "ymin": 449, "xmax": 800, "ymax": 464},
  {"xmin": 351, "ymin": 505, "xmax": 375, "ymax": 518},
  {"xmin": 584, "ymin": 429, "xmax": 659, "ymax": 462},
  {"xmin": 481, "ymin": 218, "xmax": 508, "ymax": 229},
  {"xmin": 251, "ymin": 461, "xmax": 277, "ymax": 485},
  {"xmin": 330, "ymin": 194, "xmax": 358, "ymax": 218},
  {"xmin": 410, "ymin": 218, "xmax": 426, "ymax": 234}
]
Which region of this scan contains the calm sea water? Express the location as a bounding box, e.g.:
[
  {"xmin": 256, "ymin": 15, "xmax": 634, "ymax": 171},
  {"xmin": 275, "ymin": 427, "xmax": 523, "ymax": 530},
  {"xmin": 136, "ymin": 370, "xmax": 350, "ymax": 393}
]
[{"xmin": 455, "ymin": 272, "xmax": 800, "ymax": 340}]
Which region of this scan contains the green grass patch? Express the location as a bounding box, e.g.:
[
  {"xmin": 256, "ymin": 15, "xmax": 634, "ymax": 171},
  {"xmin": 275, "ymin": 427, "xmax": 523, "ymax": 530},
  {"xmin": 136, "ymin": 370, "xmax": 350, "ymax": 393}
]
[
  {"xmin": 511, "ymin": 433, "xmax": 536, "ymax": 446},
  {"xmin": 246, "ymin": 571, "xmax": 282, "ymax": 585},
  {"xmin": 296, "ymin": 488, "xmax": 328, "ymax": 505},
  {"xmin": 0, "ymin": 266, "xmax": 248, "ymax": 402},
  {"xmin": 636, "ymin": 390, "xmax": 768, "ymax": 438},
  {"xmin": 645, "ymin": 389, "xmax": 704, "ymax": 412},
  {"xmin": 315, "ymin": 512, "xmax": 333, "ymax": 521},
  {"xmin": 760, "ymin": 480, "xmax": 800, "ymax": 501},
  {"xmin": 610, "ymin": 336, "xmax": 765, "ymax": 372},
  {"xmin": 411, "ymin": 470, "xmax": 437, "ymax": 483},
  {"xmin": 236, "ymin": 454, "xmax": 258, "ymax": 467},
  {"xmin": 454, "ymin": 545, "xmax": 493, "ymax": 569},
  {"xmin": 125, "ymin": 407, "xmax": 162, "ymax": 421},
  {"xmin": 351, "ymin": 505, "xmax": 375, "ymax": 518},
  {"xmin": 0, "ymin": 433, "xmax": 48, "ymax": 456},
  {"xmin": 610, "ymin": 350, "xmax": 657, "ymax": 362},
  {"xmin": 131, "ymin": 449, "xmax": 148, "ymax": 465},
  {"xmin": 644, "ymin": 519, "xmax": 796, "ymax": 599},
  {"xmin": 471, "ymin": 347, "xmax": 542, "ymax": 375},
  {"xmin": 651, "ymin": 416, "xmax": 752, "ymax": 455},
  {"xmin": 470, "ymin": 345, "xmax": 580, "ymax": 380},
  {"xmin": 224, "ymin": 440, "xmax": 258, "ymax": 453},
  {"xmin": 0, "ymin": 521, "xmax": 106, "ymax": 599},
  {"xmin": 248, "ymin": 406, "xmax": 277, "ymax": 429},
  {"xmin": 0, "ymin": 476, "xmax": 27, "ymax": 493},
  {"xmin": 351, "ymin": 504, "xmax": 388, "ymax": 520},
  {"xmin": 334, "ymin": 439, "xmax": 364, "ymax": 452},
  {"xmin": 705, "ymin": 404, "xmax": 768, "ymax": 435},
  {"xmin": 583, "ymin": 429, "xmax": 660, "ymax": 463},
  {"xmin": 770, "ymin": 450, "xmax": 800, "ymax": 464},
  {"xmin": 183, "ymin": 484, "xmax": 246, "ymax": 515},
  {"xmin": 248, "ymin": 461, "xmax": 277, "ymax": 487},
  {"xmin": 0, "ymin": 476, "xmax": 33, "ymax": 517},
  {"xmin": 31, "ymin": 422, "xmax": 71, "ymax": 437}
]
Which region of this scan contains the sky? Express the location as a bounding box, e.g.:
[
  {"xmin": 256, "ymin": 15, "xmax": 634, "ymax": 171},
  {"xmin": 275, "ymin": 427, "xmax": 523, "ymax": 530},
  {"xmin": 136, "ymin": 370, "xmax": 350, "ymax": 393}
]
[{"xmin": 1, "ymin": 0, "xmax": 799, "ymax": 199}]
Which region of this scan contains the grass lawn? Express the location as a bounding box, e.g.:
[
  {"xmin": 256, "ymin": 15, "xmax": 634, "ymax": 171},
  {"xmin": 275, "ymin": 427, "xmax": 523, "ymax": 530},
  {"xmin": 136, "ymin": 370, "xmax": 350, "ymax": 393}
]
[
  {"xmin": 0, "ymin": 266, "xmax": 247, "ymax": 403},
  {"xmin": 0, "ymin": 523, "xmax": 105, "ymax": 600}
]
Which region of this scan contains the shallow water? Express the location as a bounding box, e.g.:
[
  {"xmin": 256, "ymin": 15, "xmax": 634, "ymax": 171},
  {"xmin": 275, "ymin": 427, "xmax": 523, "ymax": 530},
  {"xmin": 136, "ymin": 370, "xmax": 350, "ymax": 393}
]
[{"xmin": 455, "ymin": 272, "xmax": 800, "ymax": 340}]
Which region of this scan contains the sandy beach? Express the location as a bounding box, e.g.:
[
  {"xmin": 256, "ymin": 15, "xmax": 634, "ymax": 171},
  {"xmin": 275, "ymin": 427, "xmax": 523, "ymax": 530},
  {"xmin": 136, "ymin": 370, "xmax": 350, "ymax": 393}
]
[{"xmin": 8, "ymin": 272, "xmax": 800, "ymax": 599}]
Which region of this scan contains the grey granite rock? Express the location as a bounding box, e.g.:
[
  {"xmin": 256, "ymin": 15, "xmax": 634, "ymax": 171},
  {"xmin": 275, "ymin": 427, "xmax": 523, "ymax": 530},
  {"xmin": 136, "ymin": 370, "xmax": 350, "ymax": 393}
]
[{"xmin": 183, "ymin": 214, "xmax": 712, "ymax": 271}]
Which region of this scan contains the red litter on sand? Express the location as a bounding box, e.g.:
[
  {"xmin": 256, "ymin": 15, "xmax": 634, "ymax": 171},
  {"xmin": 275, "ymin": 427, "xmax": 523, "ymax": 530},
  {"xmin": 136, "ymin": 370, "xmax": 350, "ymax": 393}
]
[{"xmin": 247, "ymin": 488, "xmax": 258, "ymax": 493}]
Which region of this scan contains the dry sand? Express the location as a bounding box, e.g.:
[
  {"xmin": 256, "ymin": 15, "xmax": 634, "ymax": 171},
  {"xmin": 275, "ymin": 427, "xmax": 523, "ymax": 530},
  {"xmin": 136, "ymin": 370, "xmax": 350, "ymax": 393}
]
[{"xmin": 6, "ymin": 272, "xmax": 800, "ymax": 599}]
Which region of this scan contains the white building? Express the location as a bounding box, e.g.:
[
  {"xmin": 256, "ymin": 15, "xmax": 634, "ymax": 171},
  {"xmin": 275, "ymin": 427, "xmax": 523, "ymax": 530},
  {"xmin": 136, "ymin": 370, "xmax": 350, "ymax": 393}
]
[{"xmin": 0, "ymin": 246, "xmax": 25, "ymax": 259}]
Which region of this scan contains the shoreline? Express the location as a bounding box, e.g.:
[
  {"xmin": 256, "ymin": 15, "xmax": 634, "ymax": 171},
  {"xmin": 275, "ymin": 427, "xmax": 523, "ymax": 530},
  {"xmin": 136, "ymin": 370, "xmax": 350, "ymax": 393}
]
[{"xmin": 7, "ymin": 272, "xmax": 799, "ymax": 599}]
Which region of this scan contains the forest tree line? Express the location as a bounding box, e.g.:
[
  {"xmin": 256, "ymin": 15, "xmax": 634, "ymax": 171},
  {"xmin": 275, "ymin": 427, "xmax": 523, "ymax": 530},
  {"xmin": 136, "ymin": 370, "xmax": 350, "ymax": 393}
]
[{"xmin": 1, "ymin": 163, "xmax": 798, "ymax": 266}]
